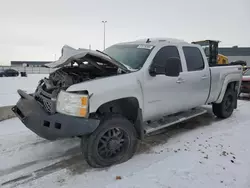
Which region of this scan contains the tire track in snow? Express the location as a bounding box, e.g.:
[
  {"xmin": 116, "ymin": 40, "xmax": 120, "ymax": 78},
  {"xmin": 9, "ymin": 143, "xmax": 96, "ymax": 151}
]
[
  {"xmin": 0, "ymin": 146, "xmax": 80, "ymax": 177},
  {"xmin": 1, "ymin": 154, "xmax": 90, "ymax": 188},
  {"xmin": 0, "ymin": 139, "xmax": 49, "ymax": 155}
]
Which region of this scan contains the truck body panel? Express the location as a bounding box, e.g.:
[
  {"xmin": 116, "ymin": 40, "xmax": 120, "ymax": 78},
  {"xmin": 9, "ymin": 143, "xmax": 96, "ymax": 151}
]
[
  {"xmin": 66, "ymin": 72, "xmax": 144, "ymax": 114},
  {"xmin": 207, "ymin": 65, "xmax": 242, "ymax": 103}
]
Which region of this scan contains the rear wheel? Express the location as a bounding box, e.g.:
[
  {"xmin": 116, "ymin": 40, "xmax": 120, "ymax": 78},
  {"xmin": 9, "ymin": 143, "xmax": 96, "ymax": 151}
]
[
  {"xmin": 81, "ymin": 114, "xmax": 138, "ymax": 168},
  {"xmin": 212, "ymin": 88, "xmax": 236, "ymax": 118}
]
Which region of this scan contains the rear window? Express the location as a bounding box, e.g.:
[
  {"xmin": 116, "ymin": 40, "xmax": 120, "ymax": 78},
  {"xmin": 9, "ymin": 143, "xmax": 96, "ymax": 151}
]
[
  {"xmin": 5, "ymin": 69, "xmax": 17, "ymax": 73},
  {"xmin": 183, "ymin": 47, "xmax": 205, "ymax": 71},
  {"xmin": 104, "ymin": 44, "xmax": 154, "ymax": 69}
]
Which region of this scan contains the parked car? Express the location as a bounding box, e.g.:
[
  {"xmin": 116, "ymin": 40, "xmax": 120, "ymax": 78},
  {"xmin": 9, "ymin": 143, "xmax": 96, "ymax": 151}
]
[
  {"xmin": 0, "ymin": 69, "xmax": 19, "ymax": 77},
  {"xmin": 12, "ymin": 38, "xmax": 243, "ymax": 168},
  {"xmin": 0, "ymin": 70, "xmax": 4, "ymax": 77},
  {"xmin": 20, "ymin": 72, "xmax": 27, "ymax": 77},
  {"xmin": 240, "ymin": 68, "xmax": 250, "ymax": 94}
]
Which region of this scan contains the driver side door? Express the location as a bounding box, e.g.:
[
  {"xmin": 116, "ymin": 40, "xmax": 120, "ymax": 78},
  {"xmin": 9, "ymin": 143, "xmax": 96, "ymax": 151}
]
[{"xmin": 143, "ymin": 45, "xmax": 187, "ymax": 121}]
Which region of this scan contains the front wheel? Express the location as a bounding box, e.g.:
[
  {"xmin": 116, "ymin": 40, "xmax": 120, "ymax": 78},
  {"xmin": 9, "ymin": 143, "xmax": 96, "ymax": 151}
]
[
  {"xmin": 81, "ymin": 114, "xmax": 138, "ymax": 168},
  {"xmin": 212, "ymin": 88, "xmax": 236, "ymax": 118}
]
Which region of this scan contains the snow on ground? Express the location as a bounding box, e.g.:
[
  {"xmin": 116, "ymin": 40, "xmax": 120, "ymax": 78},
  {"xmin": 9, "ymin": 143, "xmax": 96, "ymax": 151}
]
[
  {"xmin": 0, "ymin": 100, "xmax": 250, "ymax": 188},
  {"xmin": 0, "ymin": 74, "xmax": 48, "ymax": 107}
]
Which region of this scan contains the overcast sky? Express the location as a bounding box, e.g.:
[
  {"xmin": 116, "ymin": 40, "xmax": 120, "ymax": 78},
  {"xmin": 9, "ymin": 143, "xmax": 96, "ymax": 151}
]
[{"xmin": 0, "ymin": 0, "xmax": 249, "ymax": 64}]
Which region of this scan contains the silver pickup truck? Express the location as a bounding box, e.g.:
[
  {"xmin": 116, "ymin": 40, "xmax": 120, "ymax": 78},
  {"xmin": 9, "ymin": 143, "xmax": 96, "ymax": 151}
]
[{"xmin": 12, "ymin": 38, "xmax": 242, "ymax": 168}]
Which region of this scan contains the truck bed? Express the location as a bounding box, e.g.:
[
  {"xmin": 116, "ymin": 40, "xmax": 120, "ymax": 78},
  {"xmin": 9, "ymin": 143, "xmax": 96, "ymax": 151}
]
[{"xmin": 207, "ymin": 65, "xmax": 242, "ymax": 103}]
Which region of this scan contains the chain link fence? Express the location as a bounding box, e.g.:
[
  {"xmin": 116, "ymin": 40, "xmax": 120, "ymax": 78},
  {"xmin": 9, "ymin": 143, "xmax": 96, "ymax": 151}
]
[{"xmin": 0, "ymin": 66, "xmax": 54, "ymax": 74}]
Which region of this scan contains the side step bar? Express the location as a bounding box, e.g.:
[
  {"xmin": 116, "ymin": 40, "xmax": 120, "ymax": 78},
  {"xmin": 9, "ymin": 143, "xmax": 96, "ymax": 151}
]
[{"xmin": 144, "ymin": 107, "xmax": 207, "ymax": 134}]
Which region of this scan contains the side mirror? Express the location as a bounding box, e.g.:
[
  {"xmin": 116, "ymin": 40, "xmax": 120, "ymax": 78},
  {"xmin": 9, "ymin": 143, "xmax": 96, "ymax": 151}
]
[
  {"xmin": 149, "ymin": 57, "xmax": 182, "ymax": 77},
  {"xmin": 149, "ymin": 66, "xmax": 157, "ymax": 77},
  {"xmin": 164, "ymin": 57, "xmax": 182, "ymax": 77}
]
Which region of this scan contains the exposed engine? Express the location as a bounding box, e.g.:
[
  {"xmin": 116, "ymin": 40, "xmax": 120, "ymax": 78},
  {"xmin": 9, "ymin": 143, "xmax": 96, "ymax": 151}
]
[
  {"xmin": 44, "ymin": 67, "xmax": 92, "ymax": 91},
  {"xmin": 34, "ymin": 65, "xmax": 119, "ymax": 114}
]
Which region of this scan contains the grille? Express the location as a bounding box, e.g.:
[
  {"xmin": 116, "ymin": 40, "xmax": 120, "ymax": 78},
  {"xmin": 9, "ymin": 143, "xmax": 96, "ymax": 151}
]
[{"xmin": 35, "ymin": 83, "xmax": 56, "ymax": 114}]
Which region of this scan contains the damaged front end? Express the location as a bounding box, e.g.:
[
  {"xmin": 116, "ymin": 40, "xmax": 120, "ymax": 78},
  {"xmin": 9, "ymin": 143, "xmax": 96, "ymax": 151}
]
[
  {"xmin": 34, "ymin": 45, "xmax": 130, "ymax": 114},
  {"xmin": 34, "ymin": 66, "xmax": 95, "ymax": 114},
  {"xmin": 12, "ymin": 45, "xmax": 130, "ymax": 140}
]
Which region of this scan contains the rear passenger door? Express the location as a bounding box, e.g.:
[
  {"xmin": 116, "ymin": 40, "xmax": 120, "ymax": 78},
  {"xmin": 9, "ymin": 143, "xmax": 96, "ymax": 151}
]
[{"xmin": 180, "ymin": 46, "xmax": 210, "ymax": 108}]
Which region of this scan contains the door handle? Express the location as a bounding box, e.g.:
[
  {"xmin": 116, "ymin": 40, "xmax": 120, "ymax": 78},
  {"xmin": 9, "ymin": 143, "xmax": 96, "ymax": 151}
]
[
  {"xmin": 201, "ymin": 75, "xmax": 208, "ymax": 80},
  {"xmin": 176, "ymin": 78, "xmax": 185, "ymax": 83}
]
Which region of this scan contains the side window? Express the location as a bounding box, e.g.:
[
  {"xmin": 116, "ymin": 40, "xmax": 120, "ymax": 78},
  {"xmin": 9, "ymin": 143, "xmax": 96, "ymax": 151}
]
[
  {"xmin": 183, "ymin": 47, "xmax": 205, "ymax": 71},
  {"xmin": 152, "ymin": 46, "xmax": 182, "ymax": 74}
]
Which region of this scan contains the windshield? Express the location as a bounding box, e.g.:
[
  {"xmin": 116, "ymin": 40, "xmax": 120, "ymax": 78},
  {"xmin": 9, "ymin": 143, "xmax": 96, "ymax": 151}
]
[
  {"xmin": 193, "ymin": 41, "xmax": 210, "ymax": 57},
  {"xmin": 104, "ymin": 44, "xmax": 154, "ymax": 69},
  {"xmin": 201, "ymin": 45, "xmax": 210, "ymax": 56}
]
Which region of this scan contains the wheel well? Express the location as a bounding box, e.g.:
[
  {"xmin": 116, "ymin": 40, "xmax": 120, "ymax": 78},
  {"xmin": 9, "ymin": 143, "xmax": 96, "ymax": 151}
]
[
  {"xmin": 226, "ymin": 81, "xmax": 239, "ymax": 92},
  {"xmin": 95, "ymin": 97, "xmax": 140, "ymax": 123},
  {"xmin": 214, "ymin": 81, "xmax": 240, "ymax": 104},
  {"xmin": 225, "ymin": 81, "xmax": 239, "ymax": 109}
]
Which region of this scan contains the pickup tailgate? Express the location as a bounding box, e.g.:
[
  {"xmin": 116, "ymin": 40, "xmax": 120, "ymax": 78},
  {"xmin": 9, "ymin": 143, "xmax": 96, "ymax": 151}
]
[{"xmin": 207, "ymin": 65, "xmax": 242, "ymax": 103}]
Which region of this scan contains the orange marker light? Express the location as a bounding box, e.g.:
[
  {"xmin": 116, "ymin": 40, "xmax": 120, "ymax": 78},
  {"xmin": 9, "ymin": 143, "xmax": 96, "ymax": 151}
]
[
  {"xmin": 79, "ymin": 108, "xmax": 87, "ymax": 117},
  {"xmin": 81, "ymin": 97, "xmax": 88, "ymax": 106}
]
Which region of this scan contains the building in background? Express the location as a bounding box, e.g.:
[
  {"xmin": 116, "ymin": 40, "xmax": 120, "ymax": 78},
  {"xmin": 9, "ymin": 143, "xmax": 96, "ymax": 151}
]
[
  {"xmin": 11, "ymin": 61, "xmax": 52, "ymax": 67},
  {"xmin": 218, "ymin": 46, "xmax": 250, "ymax": 65}
]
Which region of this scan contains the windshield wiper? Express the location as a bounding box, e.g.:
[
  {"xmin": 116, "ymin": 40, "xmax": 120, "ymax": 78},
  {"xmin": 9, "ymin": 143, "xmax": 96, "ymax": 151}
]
[{"xmin": 96, "ymin": 50, "xmax": 130, "ymax": 72}]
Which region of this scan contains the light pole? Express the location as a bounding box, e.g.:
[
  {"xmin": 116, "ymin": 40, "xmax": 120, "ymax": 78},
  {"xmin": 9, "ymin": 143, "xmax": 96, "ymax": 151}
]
[{"xmin": 102, "ymin": 21, "xmax": 107, "ymax": 50}]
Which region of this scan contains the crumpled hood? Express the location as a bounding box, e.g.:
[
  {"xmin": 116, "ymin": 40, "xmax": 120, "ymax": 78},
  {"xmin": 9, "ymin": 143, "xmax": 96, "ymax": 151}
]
[{"xmin": 44, "ymin": 45, "xmax": 129, "ymax": 72}]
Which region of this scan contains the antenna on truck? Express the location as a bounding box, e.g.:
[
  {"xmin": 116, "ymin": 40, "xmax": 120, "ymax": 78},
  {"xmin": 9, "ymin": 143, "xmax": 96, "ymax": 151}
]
[{"xmin": 146, "ymin": 38, "xmax": 151, "ymax": 43}]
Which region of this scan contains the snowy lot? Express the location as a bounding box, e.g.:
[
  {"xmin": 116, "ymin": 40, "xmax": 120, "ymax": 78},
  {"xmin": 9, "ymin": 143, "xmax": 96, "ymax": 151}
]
[
  {"xmin": 1, "ymin": 100, "xmax": 250, "ymax": 188},
  {"xmin": 0, "ymin": 74, "xmax": 48, "ymax": 107}
]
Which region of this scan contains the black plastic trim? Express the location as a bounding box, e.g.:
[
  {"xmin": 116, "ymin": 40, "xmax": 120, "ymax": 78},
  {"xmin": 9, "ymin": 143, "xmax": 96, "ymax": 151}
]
[
  {"xmin": 12, "ymin": 90, "xmax": 100, "ymax": 140},
  {"xmin": 134, "ymin": 108, "xmax": 144, "ymax": 140}
]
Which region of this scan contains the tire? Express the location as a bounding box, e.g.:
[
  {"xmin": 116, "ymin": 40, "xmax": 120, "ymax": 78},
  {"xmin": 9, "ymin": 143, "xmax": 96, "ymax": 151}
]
[
  {"xmin": 212, "ymin": 88, "xmax": 236, "ymax": 118},
  {"xmin": 81, "ymin": 114, "xmax": 138, "ymax": 168}
]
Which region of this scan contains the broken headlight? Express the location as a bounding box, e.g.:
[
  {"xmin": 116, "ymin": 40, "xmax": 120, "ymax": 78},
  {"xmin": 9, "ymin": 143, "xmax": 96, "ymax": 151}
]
[{"xmin": 56, "ymin": 90, "xmax": 89, "ymax": 117}]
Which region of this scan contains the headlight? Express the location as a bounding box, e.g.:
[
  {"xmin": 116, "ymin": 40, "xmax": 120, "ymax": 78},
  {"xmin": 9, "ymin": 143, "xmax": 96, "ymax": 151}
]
[{"xmin": 56, "ymin": 90, "xmax": 89, "ymax": 117}]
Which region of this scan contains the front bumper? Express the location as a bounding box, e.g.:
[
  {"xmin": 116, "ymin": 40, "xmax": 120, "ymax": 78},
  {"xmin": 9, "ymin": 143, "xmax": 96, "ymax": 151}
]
[{"xmin": 12, "ymin": 90, "xmax": 100, "ymax": 140}]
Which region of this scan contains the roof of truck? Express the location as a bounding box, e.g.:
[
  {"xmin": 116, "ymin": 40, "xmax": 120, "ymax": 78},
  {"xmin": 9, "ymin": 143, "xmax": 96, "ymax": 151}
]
[{"xmin": 118, "ymin": 38, "xmax": 190, "ymax": 46}]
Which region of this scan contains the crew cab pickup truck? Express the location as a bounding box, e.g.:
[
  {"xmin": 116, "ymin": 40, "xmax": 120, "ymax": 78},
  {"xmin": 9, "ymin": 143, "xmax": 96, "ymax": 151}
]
[{"xmin": 12, "ymin": 38, "xmax": 243, "ymax": 168}]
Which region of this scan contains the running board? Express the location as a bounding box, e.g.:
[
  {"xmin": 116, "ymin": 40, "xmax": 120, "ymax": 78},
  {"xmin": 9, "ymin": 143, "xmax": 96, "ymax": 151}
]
[{"xmin": 144, "ymin": 107, "xmax": 207, "ymax": 134}]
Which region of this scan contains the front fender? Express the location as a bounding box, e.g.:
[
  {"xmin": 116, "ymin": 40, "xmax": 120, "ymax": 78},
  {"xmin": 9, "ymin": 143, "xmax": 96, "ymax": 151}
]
[
  {"xmin": 66, "ymin": 73, "xmax": 144, "ymax": 113},
  {"xmin": 215, "ymin": 73, "xmax": 241, "ymax": 103}
]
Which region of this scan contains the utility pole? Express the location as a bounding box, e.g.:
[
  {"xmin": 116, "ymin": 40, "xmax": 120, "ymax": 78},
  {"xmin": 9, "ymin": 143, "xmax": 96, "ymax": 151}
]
[{"xmin": 102, "ymin": 21, "xmax": 107, "ymax": 50}]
